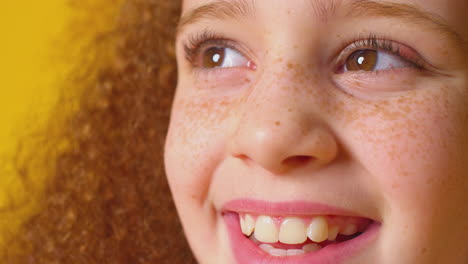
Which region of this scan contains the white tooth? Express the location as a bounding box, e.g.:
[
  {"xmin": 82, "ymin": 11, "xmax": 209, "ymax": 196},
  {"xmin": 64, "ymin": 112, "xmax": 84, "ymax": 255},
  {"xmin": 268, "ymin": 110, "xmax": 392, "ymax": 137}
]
[
  {"xmin": 287, "ymin": 249, "xmax": 305, "ymax": 256},
  {"xmin": 241, "ymin": 214, "xmax": 255, "ymax": 236},
  {"xmin": 259, "ymin": 244, "xmax": 274, "ymax": 252},
  {"xmin": 269, "ymin": 248, "xmax": 287, "ymax": 257},
  {"xmin": 307, "ymin": 216, "xmax": 329, "ymax": 243},
  {"xmin": 303, "ymin": 243, "xmax": 322, "ymax": 253},
  {"xmin": 240, "ymin": 216, "xmax": 246, "ymax": 234},
  {"xmin": 328, "ymin": 226, "xmax": 339, "ymax": 241},
  {"xmin": 279, "ymin": 217, "xmax": 307, "ymax": 244},
  {"xmin": 341, "ymin": 223, "xmax": 357, "ymax": 235},
  {"xmin": 254, "ymin": 216, "xmax": 279, "ymax": 243}
]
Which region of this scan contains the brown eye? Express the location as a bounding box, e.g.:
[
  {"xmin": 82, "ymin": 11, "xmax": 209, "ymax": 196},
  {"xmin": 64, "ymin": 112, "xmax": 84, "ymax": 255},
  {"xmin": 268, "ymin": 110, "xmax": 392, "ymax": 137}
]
[
  {"xmin": 346, "ymin": 49, "xmax": 377, "ymax": 71},
  {"xmin": 199, "ymin": 46, "xmax": 249, "ymax": 69},
  {"xmin": 203, "ymin": 47, "xmax": 226, "ymax": 68}
]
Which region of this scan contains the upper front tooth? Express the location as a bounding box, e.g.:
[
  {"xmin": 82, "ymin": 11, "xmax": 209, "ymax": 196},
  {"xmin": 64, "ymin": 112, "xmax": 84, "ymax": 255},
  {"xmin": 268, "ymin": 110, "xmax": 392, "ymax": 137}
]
[
  {"xmin": 307, "ymin": 216, "xmax": 329, "ymax": 243},
  {"xmin": 241, "ymin": 214, "xmax": 255, "ymax": 236},
  {"xmin": 279, "ymin": 217, "xmax": 307, "ymax": 244},
  {"xmin": 254, "ymin": 216, "xmax": 279, "ymax": 243}
]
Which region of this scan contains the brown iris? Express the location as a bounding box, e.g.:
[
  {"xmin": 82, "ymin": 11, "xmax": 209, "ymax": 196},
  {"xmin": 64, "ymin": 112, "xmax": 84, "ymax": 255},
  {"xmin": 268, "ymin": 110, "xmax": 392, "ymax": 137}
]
[
  {"xmin": 346, "ymin": 49, "xmax": 378, "ymax": 71},
  {"xmin": 203, "ymin": 47, "xmax": 225, "ymax": 68}
]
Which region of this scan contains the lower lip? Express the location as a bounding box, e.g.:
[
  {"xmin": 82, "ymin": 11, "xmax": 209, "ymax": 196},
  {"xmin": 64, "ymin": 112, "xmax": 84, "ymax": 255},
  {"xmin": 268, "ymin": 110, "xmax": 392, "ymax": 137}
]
[{"xmin": 223, "ymin": 212, "xmax": 380, "ymax": 264}]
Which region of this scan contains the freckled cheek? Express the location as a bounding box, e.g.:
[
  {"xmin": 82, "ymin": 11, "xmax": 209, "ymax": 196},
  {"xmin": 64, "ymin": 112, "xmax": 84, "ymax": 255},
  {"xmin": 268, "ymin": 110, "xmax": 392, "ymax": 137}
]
[
  {"xmin": 172, "ymin": 94, "xmax": 240, "ymax": 139},
  {"xmin": 165, "ymin": 95, "xmax": 239, "ymax": 198},
  {"xmin": 354, "ymin": 102, "xmax": 468, "ymax": 209},
  {"xmin": 165, "ymin": 122, "xmax": 220, "ymax": 203}
]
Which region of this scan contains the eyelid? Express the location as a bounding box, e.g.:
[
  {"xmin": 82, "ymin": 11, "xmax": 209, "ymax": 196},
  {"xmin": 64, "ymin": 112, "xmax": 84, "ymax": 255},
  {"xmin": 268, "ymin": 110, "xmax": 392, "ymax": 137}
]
[{"xmin": 334, "ymin": 36, "xmax": 428, "ymax": 73}]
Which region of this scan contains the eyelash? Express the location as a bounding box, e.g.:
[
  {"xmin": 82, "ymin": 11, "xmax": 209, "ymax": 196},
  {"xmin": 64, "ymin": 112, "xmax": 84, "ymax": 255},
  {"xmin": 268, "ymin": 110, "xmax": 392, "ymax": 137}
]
[
  {"xmin": 182, "ymin": 31, "xmax": 425, "ymax": 71},
  {"xmin": 335, "ymin": 34, "xmax": 425, "ymax": 72}
]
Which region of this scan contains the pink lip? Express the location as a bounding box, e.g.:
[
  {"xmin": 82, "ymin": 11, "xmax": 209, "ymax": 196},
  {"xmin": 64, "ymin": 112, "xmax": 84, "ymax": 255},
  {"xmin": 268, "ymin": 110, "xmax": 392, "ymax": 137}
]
[
  {"xmin": 222, "ymin": 199, "xmax": 380, "ymax": 264},
  {"xmin": 223, "ymin": 199, "xmax": 370, "ymax": 217}
]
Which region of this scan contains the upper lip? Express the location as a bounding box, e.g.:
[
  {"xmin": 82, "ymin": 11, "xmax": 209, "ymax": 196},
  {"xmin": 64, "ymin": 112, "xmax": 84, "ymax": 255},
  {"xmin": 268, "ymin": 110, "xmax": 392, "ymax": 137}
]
[{"xmin": 222, "ymin": 199, "xmax": 375, "ymax": 220}]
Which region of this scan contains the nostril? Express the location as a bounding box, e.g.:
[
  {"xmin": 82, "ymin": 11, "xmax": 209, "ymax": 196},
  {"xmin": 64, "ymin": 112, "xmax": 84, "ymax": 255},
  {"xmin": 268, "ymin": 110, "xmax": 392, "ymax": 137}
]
[
  {"xmin": 282, "ymin": 155, "xmax": 313, "ymax": 168},
  {"xmin": 233, "ymin": 153, "xmax": 316, "ymax": 173},
  {"xmin": 234, "ymin": 154, "xmax": 254, "ymax": 166},
  {"xmin": 234, "ymin": 154, "xmax": 249, "ymax": 160}
]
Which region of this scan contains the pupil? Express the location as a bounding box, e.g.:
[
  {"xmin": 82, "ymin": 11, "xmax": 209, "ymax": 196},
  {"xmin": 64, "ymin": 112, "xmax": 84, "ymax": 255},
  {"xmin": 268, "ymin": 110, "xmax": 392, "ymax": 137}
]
[
  {"xmin": 346, "ymin": 49, "xmax": 377, "ymax": 71},
  {"xmin": 203, "ymin": 47, "xmax": 225, "ymax": 68}
]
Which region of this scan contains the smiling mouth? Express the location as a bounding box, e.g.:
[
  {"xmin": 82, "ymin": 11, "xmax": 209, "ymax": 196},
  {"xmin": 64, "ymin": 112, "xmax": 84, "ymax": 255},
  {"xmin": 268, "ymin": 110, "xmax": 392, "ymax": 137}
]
[
  {"xmin": 222, "ymin": 200, "xmax": 380, "ymax": 263},
  {"xmin": 239, "ymin": 213, "xmax": 372, "ymax": 257}
]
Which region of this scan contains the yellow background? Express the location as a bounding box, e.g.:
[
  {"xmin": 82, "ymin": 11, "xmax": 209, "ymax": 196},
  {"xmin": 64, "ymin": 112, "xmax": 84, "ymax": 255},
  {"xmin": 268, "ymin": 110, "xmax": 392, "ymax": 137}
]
[
  {"xmin": 0, "ymin": 0, "xmax": 73, "ymax": 246},
  {"xmin": 0, "ymin": 0, "xmax": 120, "ymax": 249},
  {"xmin": 1, "ymin": 0, "xmax": 70, "ymax": 152},
  {"xmin": 0, "ymin": 1, "xmax": 70, "ymax": 205},
  {"xmin": 0, "ymin": 1, "xmax": 85, "ymax": 250}
]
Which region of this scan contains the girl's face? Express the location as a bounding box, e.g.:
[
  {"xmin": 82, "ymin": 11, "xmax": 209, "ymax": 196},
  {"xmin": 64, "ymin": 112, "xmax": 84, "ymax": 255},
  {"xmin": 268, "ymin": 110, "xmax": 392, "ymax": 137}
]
[{"xmin": 165, "ymin": 0, "xmax": 468, "ymax": 263}]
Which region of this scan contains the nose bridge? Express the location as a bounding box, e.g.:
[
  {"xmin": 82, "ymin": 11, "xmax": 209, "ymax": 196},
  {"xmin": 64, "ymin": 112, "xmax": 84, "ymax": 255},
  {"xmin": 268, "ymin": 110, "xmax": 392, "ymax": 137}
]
[
  {"xmin": 245, "ymin": 56, "xmax": 320, "ymax": 120},
  {"xmin": 246, "ymin": 71, "xmax": 301, "ymax": 126},
  {"xmin": 229, "ymin": 62, "xmax": 338, "ymax": 174},
  {"xmin": 237, "ymin": 61, "xmax": 310, "ymax": 141}
]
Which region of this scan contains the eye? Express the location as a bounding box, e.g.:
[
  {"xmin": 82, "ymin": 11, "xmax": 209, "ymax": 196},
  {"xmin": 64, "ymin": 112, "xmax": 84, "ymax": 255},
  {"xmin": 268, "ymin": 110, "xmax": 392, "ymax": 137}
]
[
  {"xmin": 202, "ymin": 46, "xmax": 249, "ymax": 69},
  {"xmin": 344, "ymin": 49, "xmax": 413, "ymax": 72}
]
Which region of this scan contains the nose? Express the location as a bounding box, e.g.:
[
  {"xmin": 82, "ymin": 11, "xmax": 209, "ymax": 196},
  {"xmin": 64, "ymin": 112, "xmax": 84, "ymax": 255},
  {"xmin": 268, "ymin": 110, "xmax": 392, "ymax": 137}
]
[{"xmin": 229, "ymin": 80, "xmax": 338, "ymax": 175}]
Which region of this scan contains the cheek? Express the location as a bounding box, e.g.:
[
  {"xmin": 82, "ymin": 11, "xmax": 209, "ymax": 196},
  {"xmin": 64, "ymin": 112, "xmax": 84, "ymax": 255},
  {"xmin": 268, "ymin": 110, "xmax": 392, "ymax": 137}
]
[
  {"xmin": 164, "ymin": 91, "xmax": 239, "ymax": 202},
  {"xmin": 344, "ymin": 87, "xmax": 468, "ymax": 215}
]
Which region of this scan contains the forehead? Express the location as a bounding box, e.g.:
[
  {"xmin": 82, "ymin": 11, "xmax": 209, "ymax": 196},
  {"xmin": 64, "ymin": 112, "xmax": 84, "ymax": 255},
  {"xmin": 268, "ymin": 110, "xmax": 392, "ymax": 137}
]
[
  {"xmin": 181, "ymin": 0, "xmax": 468, "ymax": 40},
  {"xmin": 395, "ymin": 0, "xmax": 468, "ymax": 36}
]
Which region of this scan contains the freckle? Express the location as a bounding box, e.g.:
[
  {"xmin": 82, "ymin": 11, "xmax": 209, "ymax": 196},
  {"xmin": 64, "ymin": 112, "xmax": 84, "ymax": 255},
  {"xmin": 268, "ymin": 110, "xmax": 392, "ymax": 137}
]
[
  {"xmin": 287, "ymin": 63, "xmax": 293, "ymax": 69},
  {"xmin": 402, "ymin": 80, "xmax": 412, "ymax": 86},
  {"xmin": 288, "ymin": 108, "xmax": 292, "ymax": 112},
  {"xmin": 275, "ymin": 121, "xmax": 281, "ymax": 126},
  {"xmin": 336, "ymin": 34, "xmax": 341, "ymax": 38},
  {"xmin": 401, "ymin": 105, "xmax": 412, "ymax": 113}
]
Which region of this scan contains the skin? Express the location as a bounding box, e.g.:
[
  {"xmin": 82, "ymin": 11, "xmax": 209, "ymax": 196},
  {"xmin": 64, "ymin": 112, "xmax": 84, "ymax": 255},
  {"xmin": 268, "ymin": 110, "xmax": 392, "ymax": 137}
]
[{"xmin": 165, "ymin": 0, "xmax": 468, "ymax": 263}]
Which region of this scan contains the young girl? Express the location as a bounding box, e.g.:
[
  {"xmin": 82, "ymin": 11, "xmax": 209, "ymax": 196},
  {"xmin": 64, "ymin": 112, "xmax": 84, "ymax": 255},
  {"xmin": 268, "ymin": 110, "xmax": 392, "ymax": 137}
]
[
  {"xmin": 4, "ymin": 0, "xmax": 468, "ymax": 263},
  {"xmin": 169, "ymin": 0, "xmax": 468, "ymax": 263}
]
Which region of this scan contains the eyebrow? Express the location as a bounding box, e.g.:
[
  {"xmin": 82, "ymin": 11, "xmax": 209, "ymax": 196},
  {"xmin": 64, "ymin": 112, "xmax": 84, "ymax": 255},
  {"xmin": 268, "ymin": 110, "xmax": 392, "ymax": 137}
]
[
  {"xmin": 347, "ymin": 1, "xmax": 465, "ymax": 48},
  {"xmin": 177, "ymin": 0, "xmax": 465, "ymax": 49},
  {"xmin": 177, "ymin": 0, "xmax": 255, "ymax": 35}
]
